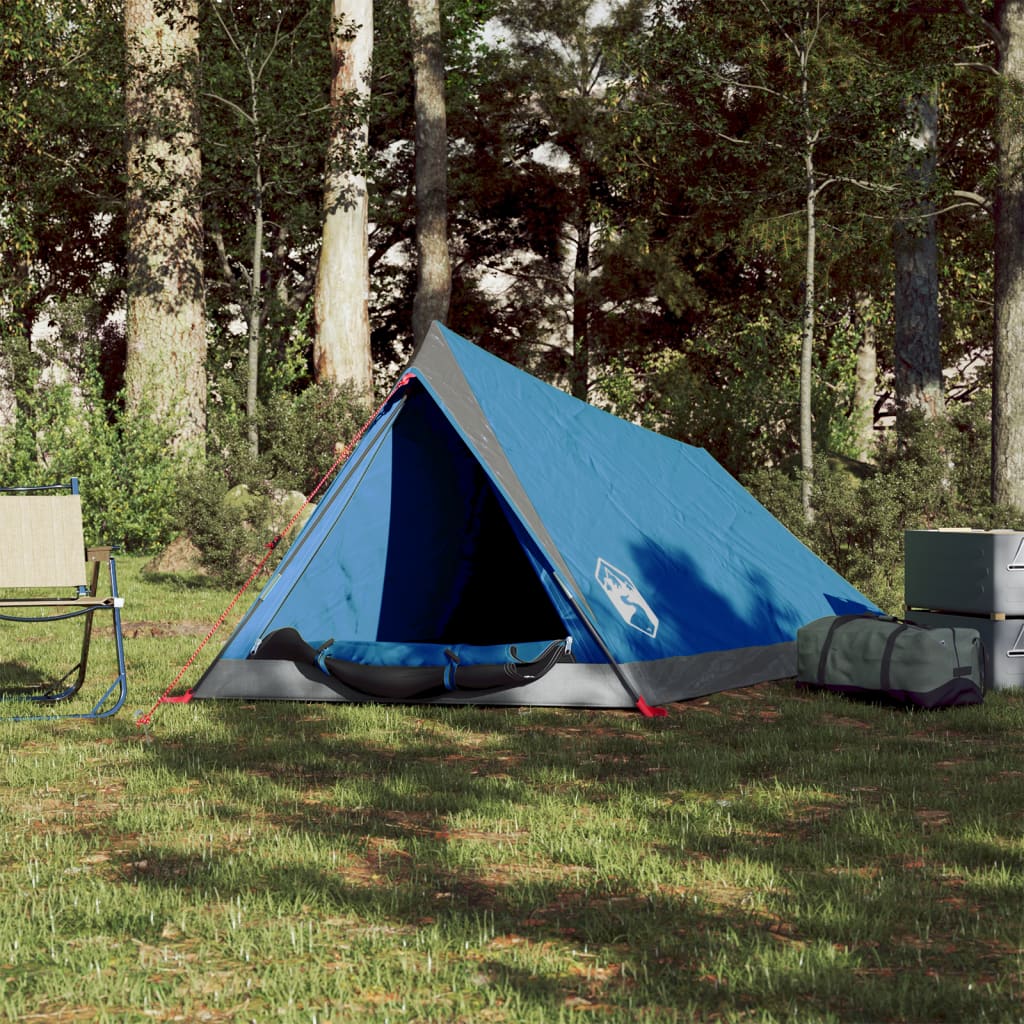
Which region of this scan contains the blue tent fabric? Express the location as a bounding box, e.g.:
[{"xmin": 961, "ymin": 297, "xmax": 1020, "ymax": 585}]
[{"xmin": 192, "ymin": 322, "xmax": 878, "ymax": 711}]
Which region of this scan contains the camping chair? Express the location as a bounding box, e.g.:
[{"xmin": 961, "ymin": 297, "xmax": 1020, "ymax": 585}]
[{"xmin": 0, "ymin": 479, "xmax": 127, "ymax": 720}]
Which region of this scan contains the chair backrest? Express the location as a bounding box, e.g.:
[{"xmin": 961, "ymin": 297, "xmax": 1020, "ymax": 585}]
[{"xmin": 0, "ymin": 494, "xmax": 87, "ymax": 590}]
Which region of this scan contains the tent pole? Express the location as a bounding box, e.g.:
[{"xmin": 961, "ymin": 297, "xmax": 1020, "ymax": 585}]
[{"xmin": 552, "ymin": 573, "xmax": 668, "ymax": 718}]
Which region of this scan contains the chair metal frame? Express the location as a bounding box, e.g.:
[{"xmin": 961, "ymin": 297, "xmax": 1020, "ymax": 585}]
[{"xmin": 0, "ymin": 479, "xmax": 127, "ymax": 720}]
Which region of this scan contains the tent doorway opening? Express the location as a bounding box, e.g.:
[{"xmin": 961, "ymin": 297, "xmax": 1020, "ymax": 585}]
[{"xmin": 375, "ymin": 388, "xmax": 567, "ymax": 647}]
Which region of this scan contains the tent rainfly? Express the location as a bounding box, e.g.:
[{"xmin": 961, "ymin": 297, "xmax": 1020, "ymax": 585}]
[{"xmin": 192, "ymin": 323, "xmax": 877, "ymax": 715}]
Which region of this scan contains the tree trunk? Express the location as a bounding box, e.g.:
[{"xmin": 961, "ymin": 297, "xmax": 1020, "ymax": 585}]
[
  {"xmin": 853, "ymin": 296, "xmax": 878, "ymax": 463},
  {"xmin": 569, "ymin": 202, "xmax": 592, "ymax": 402},
  {"xmin": 124, "ymin": 0, "xmax": 206, "ymax": 452},
  {"xmin": 894, "ymin": 91, "xmax": 944, "ymax": 423},
  {"xmin": 994, "ymin": 0, "xmax": 1024, "ymax": 510},
  {"xmin": 248, "ymin": 162, "xmax": 263, "ymax": 457},
  {"xmin": 313, "ymin": 0, "xmax": 374, "ymax": 394},
  {"xmin": 409, "ymin": 0, "xmax": 451, "ymax": 347},
  {"xmin": 800, "ymin": 152, "xmax": 816, "ymax": 524}
]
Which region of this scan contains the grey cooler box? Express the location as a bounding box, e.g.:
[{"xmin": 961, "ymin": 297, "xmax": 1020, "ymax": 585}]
[
  {"xmin": 905, "ymin": 529, "xmax": 1024, "ymax": 616},
  {"xmin": 905, "ymin": 611, "xmax": 1024, "ymax": 692}
]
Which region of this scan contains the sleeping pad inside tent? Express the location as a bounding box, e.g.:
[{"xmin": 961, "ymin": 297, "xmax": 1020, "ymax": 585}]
[{"xmin": 191, "ymin": 322, "xmax": 878, "ymax": 712}]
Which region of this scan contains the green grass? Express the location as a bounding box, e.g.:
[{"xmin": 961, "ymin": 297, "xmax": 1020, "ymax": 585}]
[{"xmin": 0, "ymin": 556, "xmax": 1023, "ymax": 1021}]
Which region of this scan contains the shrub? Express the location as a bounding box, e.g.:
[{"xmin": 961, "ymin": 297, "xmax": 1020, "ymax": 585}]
[
  {"xmin": 0, "ymin": 372, "xmax": 185, "ymax": 552},
  {"xmin": 745, "ymin": 402, "xmax": 1024, "ymax": 614},
  {"xmin": 184, "ymin": 382, "xmax": 372, "ymax": 584},
  {"xmin": 175, "ymin": 466, "xmax": 276, "ymax": 585},
  {"xmin": 256, "ymin": 382, "xmax": 370, "ymax": 494}
]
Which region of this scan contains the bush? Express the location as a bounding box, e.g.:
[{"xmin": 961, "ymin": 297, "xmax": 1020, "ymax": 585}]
[
  {"xmin": 205, "ymin": 381, "xmax": 370, "ymax": 494},
  {"xmin": 183, "ymin": 382, "xmax": 372, "ymax": 584},
  {"xmin": 0, "ymin": 373, "xmax": 185, "ymax": 552},
  {"xmin": 745, "ymin": 402, "xmax": 1024, "ymax": 614},
  {"xmin": 0, "ymin": 356, "xmax": 372, "ymax": 568},
  {"xmin": 175, "ymin": 467, "xmax": 276, "ymax": 585},
  {"xmin": 256, "ymin": 382, "xmax": 370, "ymax": 494}
]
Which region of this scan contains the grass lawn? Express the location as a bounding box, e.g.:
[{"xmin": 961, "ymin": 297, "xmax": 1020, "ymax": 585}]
[{"xmin": 0, "ymin": 556, "xmax": 1022, "ymax": 1022}]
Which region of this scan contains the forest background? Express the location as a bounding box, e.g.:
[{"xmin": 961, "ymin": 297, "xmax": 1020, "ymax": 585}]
[{"xmin": 3, "ymin": 0, "xmax": 1024, "ymax": 615}]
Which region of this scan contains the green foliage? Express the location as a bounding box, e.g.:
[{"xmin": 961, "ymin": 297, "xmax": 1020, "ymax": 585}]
[
  {"xmin": 0, "ymin": 371, "xmax": 185, "ymax": 553},
  {"xmin": 636, "ymin": 337, "xmax": 798, "ymax": 479},
  {"xmin": 0, "ymin": 321, "xmax": 369, "ymax": 570},
  {"xmin": 0, "ymin": 0, "xmax": 1010, "ymax": 545},
  {"xmin": 207, "ymin": 379, "xmax": 370, "ymax": 494},
  {"xmin": 256, "ymin": 381, "xmax": 370, "ymax": 494},
  {"xmin": 198, "ymin": 0, "xmax": 334, "ymax": 371},
  {"xmin": 175, "ymin": 464, "xmax": 275, "ymax": 585},
  {"xmin": 747, "ymin": 400, "xmax": 1024, "ymax": 613},
  {"xmin": 184, "ymin": 381, "xmax": 371, "ymax": 582},
  {"xmin": 599, "ymin": 306, "xmax": 868, "ymax": 479},
  {"xmin": 0, "ymin": 0, "xmax": 124, "ymax": 389},
  {"xmin": 441, "ymin": 0, "xmax": 679, "ymax": 385}
]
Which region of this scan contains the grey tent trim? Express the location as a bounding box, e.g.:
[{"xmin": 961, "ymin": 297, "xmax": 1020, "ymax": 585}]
[{"xmin": 193, "ymin": 641, "xmax": 796, "ymax": 708}]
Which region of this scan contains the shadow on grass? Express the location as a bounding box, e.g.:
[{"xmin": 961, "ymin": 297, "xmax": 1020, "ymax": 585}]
[
  {"xmin": 0, "ymin": 658, "xmax": 75, "ymax": 701},
  {"xmin": 114, "ymin": 690, "xmax": 1024, "ymax": 1020},
  {"xmin": 0, "ymin": 660, "xmax": 52, "ymax": 687}
]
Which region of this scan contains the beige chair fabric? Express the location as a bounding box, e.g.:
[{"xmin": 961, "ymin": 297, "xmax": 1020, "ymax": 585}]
[{"xmin": 0, "ymin": 495, "xmax": 88, "ymax": 590}]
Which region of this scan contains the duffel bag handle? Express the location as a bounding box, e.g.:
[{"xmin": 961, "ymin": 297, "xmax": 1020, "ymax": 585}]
[
  {"xmin": 817, "ymin": 614, "xmax": 921, "ymax": 690},
  {"xmin": 879, "ymin": 623, "xmax": 911, "ymax": 692}
]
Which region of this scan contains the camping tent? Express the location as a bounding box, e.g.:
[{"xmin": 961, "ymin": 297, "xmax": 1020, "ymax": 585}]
[{"xmin": 192, "ymin": 323, "xmax": 877, "ymax": 715}]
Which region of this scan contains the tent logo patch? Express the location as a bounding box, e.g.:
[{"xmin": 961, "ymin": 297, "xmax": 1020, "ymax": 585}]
[{"xmin": 595, "ymin": 558, "xmax": 659, "ymax": 639}]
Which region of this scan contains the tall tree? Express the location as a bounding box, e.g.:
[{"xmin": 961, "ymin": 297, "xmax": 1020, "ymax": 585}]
[
  {"xmin": 0, "ymin": 0, "xmax": 125, "ymax": 409},
  {"xmin": 409, "ymin": 0, "xmax": 452, "ymax": 345},
  {"xmin": 696, "ymin": 0, "xmax": 902, "ymax": 519},
  {"xmin": 365, "ymin": 0, "xmax": 515, "ymax": 364},
  {"xmin": 852, "ymin": 296, "xmax": 879, "ymax": 462},
  {"xmin": 994, "ymin": 0, "xmax": 1024, "ymax": 509},
  {"xmin": 201, "ymin": 0, "xmax": 330, "ymax": 455},
  {"xmin": 885, "ymin": 4, "xmax": 963, "ymax": 427},
  {"xmin": 313, "ymin": 0, "xmax": 374, "ymax": 394},
  {"xmin": 487, "ymin": 0, "xmax": 649, "ymax": 400},
  {"xmin": 124, "ymin": 0, "xmax": 207, "ymax": 450},
  {"xmin": 795, "ymin": 3, "xmax": 824, "ymax": 520},
  {"xmin": 893, "ymin": 90, "xmax": 944, "ymax": 421}
]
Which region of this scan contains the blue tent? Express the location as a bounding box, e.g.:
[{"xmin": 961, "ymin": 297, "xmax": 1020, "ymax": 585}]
[{"xmin": 192, "ymin": 323, "xmax": 876, "ymax": 715}]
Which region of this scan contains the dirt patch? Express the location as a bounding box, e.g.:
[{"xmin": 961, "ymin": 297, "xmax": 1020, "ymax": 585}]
[
  {"xmin": 95, "ymin": 620, "xmax": 215, "ymax": 639},
  {"xmin": 820, "ymin": 713, "xmax": 874, "ymax": 730},
  {"xmin": 914, "ymin": 808, "xmax": 952, "ymax": 830},
  {"xmin": 142, "ymin": 534, "xmax": 208, "ymax": 576}
]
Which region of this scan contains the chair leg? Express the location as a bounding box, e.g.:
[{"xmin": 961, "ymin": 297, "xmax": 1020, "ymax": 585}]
[
  {"xmin": 88, "ymin": 557, "xmax": 129, "ymax": 718},
  {"xmin": 76, "ymin": 557, "xmax": 102, "ymax": 693},
  {"xmin": 3, "ymin": 558, "xmax": 128, "ymax": 722},
  {"xmin": 75, "ymin": 607, "xmax": 96, "ymax": 696}
]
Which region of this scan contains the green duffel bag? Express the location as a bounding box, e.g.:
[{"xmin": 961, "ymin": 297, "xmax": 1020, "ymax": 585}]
[{"xmin": 796, "ymin": 614, "xmax": 984, "ymax": 708}]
